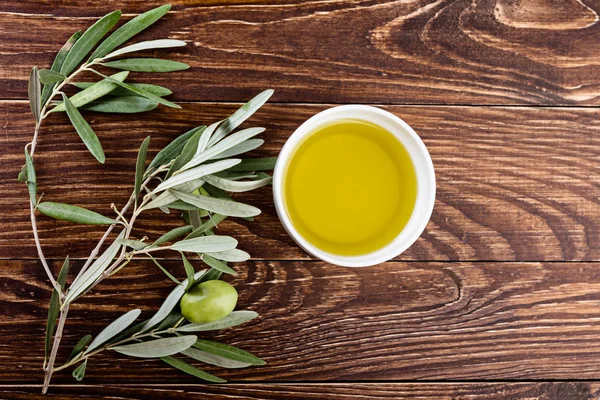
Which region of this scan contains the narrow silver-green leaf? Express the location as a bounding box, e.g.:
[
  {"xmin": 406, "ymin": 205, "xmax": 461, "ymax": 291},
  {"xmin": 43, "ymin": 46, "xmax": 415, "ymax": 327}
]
[
  {"xmin": 181, "ymin": 128, "xmax": 265, "ymax": 173},
  {"xmin": 193, "ymin": 339, "xmax": 265, "ymax": 366},
  {"xmin": 149, "ymin": 254, "xmax": 180, "ymax": 285},
  {"xmin": 117, "ymin": 238, "xmax": 148, "ymax": 250},
  {"xmin": 229, "ymin": 157, "xmax": 277, "ymax": 172},
  {"xmin": 156, "ymin": 310, "xmax": 184, "ymax": 331},
  {"xmin": 202, "ymin": 254, "xmax": 236, "ymax": 275},
  {"xmin": 112, "ymin": 335, "xmax": 197, "ymax": 358},
  {"xmin": 85, "ymin": 309, "xmax": 141, "ymax": 354},
  {"xmin": 45, "ymin": 257, "xmax": 69, "ymax": 363},
  {"xmin": 153, "ymin": 225, "xmax": 193, "ymax": 246},
  {"xmin": 68, "ymin": 334, "xmax": 92, "ymax": 361},
  {"xmin": 102, "ymin": 58, "xmax": 189, "ymax": 72},
  {"xmin": 81, "ymin": 96, "xmax": 158, "ymax": 113},
  {"xmin": 72, "ymin": 360, "xmax": 87, "ymax": 381},
  {"xmin": 37, "ymin": 201, "xmax": 117, "ymax": 225},
  {"xmin": 142, "ymin": 178, "xmax": 205, "ymax": 211},
  {"xmin": 170, "ymin": 236, "xmax": 237, "ymax": 253},
  {"xmin": 197, "ymin": 121, "xmax": 220, "ymax": 154},
  {"xmin": 53, "ymin": 71, "xmax": 129, "ymax": 112},
  {"xmin": 60, "ymin": 10, "xmax": 122, "ymax": 76},
  {"xmin": 154, "ymin": 159, "xmax": 241, "ymax": 193},
  {"xmin": 161, "ymin": 355, "xmax": 225, "ymax": 383},
  {"xmin": 146, "ymin": 127, "xmax": 200, "ymax": 173},
  {"xmin": 204, "ymin": 249, "xmax": 250, "ymax": 263},
  {"xmin": 180, "ymin": 253, "xmax": 195, "ymax": 291},
  {"xmin": 171, "ymin": 190, "xmax": 260, "ymax": 218},
  {"xmin": 65, "ymin": 231, "xmax": 124, "ymax": 304},
  {"xmin": 103, "ymin": 39, "xmax": 186, "ymax": 59},
  {"xmin": 182, "ymin": 346, "xmax": 250, "ymax": 369},
  {"xmin": 135, "ymin": 136, "xmax": 151, "ymax": 199},
  {"xmin": 210, "ymin": 139, "xmax": 264, "ymax": 161},
  {"xmin": 41, "ymin": 31, "xmax": 82, "ymax": 106},
  {"xmin": 24, "ymin": 150, "xmax": 36, "ymax": 206},
  {"xmin": 187, "ymin": 214, "xmax": 226, "ymax": 239},
  {"xmin": 166, "ymin": 127, "xmax": 205, "ymax": 179},
  {"xmin": 28, "ymin": 67, "xmax": 40, "ymax": 122},
  {"xmin": 140, "ymin": 271, "xmax": 206, "ymax": 333},
  {"xmin": 178, "ymin": 311, "xmax": 258, "ymax": 332},
  {"xmin": 208, "ymin": 89, "xmax": 274, "ymax": 146},
  {"xmin": 90, "ymin": 69, "xmax": 181, "ymax": 109},
  {"xmin": 38, "ymin": 69, "xmax": 66, "ymax": 84},
  {"xmin": 73, "ymin": 82, "xmax": 172, "ymax": 97},
  {"xmin": 89, "ymin": 5, "xmax": 172, "ymax": 61},
  {"xmin": 204, "ymin": 174, "xmax": 272, "ymax": 193},
  {"xmin": 61, "ymin": 93, "xmax": 105, "ymax": 163}
]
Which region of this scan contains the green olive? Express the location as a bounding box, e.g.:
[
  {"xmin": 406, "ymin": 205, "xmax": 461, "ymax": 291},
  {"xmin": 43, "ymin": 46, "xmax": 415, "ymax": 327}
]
[{"xmin": 180, "ymin": 280, "xmax": 238, "ymax": 323}]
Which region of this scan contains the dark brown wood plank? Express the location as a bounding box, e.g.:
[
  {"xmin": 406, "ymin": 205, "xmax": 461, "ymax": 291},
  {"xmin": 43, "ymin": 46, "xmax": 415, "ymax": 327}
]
[
  {"xmin": 1, "ymin": 382, "xmax": 598, "ymax": 399},
  {"xmin": 2, "ymin": 102, "xmax": 600, "ymax": 261},
  {"xmin": 4, "ymin": 259, "xmax": 600, "ymax": 383},
  {"xmin": 2, "ymin": 1, "xmax": 600, "ymax": 105}
]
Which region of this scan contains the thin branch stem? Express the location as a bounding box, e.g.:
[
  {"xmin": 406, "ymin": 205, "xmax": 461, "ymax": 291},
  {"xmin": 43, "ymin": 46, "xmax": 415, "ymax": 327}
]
[{"xmin": 42, "ymin": 304, "xmax": 69, "ymax": 394}]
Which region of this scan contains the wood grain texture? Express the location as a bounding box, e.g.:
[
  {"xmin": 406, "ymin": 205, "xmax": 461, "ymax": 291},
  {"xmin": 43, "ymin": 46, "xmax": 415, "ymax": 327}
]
[
  {"xmin": 4, "ymin": 259, "xmax": 600, "ymax": 383},
  {"xmin": 2, "ymin": 102, "xmax": 600, "ymax": 261},
  {"xmin": 1, "ymin": 382, "xmax": 598, "ymax": 399},
  {"xmin": 3, "ymin": 0, "xmax": 600, "ymax": 105}
]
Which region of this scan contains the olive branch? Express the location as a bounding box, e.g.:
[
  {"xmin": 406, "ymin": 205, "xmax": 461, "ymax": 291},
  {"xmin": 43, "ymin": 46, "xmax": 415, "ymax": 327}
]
[{"xmin": 22, "ymin": 5, "xmax": 274, "ymax": 394}]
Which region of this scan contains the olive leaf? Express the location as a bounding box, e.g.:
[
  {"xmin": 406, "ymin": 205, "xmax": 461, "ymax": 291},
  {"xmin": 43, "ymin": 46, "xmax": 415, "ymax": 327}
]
[
  {"xmin": 166, "ymin": 127, "xmax": 205, "ymax": 179},
  {"xmin": 197, "ymin": 267, "xmax": 222, "ymax": 283},
  {"xmin": 148, "ymin": 255, "xmax": 180, "ymax": 285},
  {"xmin": 187, "ymin": 214, "xmax": 227, "ymax": 239},
  {"xmin": 153, "ymin": 225, "xmax": 193, "ymax": 246},
  {"xmin": 135, "ymin": 136, "xmax": 151, "ymax": 199},
  {"xmin": 204, "ymin": 249, "xmax": 250, "ymax": 263},
  {"xmin": 24, "ymin": 149, "xmax": 36, "ymax": 206},
  {"xmin": 53, "ymin": 71, "xmax": 129, "ymax": 112},
  {"xmin": 201, "ymin": 254, "xmax": 236, "ymax": 275},
  {"xmin": 60, "ymin": 10, "xmax": 122, "ymax": 76},
  {"xmin": 85, "ymin": 309, "xmax": 141, "ymax": 354},
  {"xmin": 208, "ymin": 89, "xmax": 274, "ymax": 147},
  {"xmin": 180, "ymin": 128, "xmax": 265, "ymax": 173},
  {"xmin": 37, "ymin": 201, "xmax": 117, "ymax": 225},
  {"xmin": 143, "ymin": 178, "xmax": 205, "ymax": 210},
  {"xmin": 41, "ymin": 30, "xmax": 82, "ymax": 106},
  {"xmin": 72, "ymin": 360, "xmax": 87, "ymax": 381},
  {"xmin": 61, "ymin": 93, "xmax": 106, "ymax": 163},
  {"xmin": 38, "ymin": 69, "xmax": 66, "ymax": 84},
  {"xmin": 73, "ymin": 82, "xmax": 172, "ymax": 97},
  {"xmin": 140, "ymin": 270, "xmax": 206, "ymax": 333},
  {"xmin": 161, "ymin": 355, "xmax": 225, "ymax": 383},
  {"xmin": 101, "ymin": 58, "xmax": 189, "ymax": 72},
  {"xmin": 229, "ymin": 158, "xmax": 278, "ymax": 172},
  {"xmin": 169, "ymin": 236, "xmax": 238, "ymax": 253},
  {"xmin": 170, "ymin": 190, "xmax": 260, "ymax": 218},
  {"xmin": 112, "ymin": 335, "xmax": 197, "ymax": 358},
  {"xmin": 146, "ymin": 126, "xmax": 201, "ymax": 173},
  {"xmin": 68, "ymin": 334, "xmax": 92, "ymax": 362},
  {"xmin": 28, "ymin": 67, "xmax": 41, "ymax": 122},
  {"xmin": 45, "ymin": 257, "xmax": 69, "ymax": 364},
  {"xmin": 197, "ymin": 121, "xmax": 221, "ymax": 154},
  {"xmin": 90, "ymin": 69, "xmax": 181, "ymax": 109},
  {"xmin": 190, "ymin": 339, "xmax": 265, "ymax": 366},
  {"xmin": 64, "ymin": 231, "xmax": 124, "ymax": 304},
  {"xmin": 88, "ymin": 4, "xmax": 171, "ymax": 61},
  {"xmin": 177, "ymin": 311, "xmax": 258, "ymax": 332},
  {"xmin": 156, "ymin": 310, "xmax": 184, "ymax": 331},
  {"xmin": 180, "ymin": 253, "xmax": 195, "ymax": 291},
  {"xmin": 210, "ymin": 139, "xmax": 264, "ymax": 161},
  {"xmin": 102, "ymin": 39, "xmax": 187, "ymax": 59},
  {"xmin": 181, "ymin": 346, "xmax": 251, "ymax": 369},
  {"xmin": 154, "ymin": 159, "xmax": 241, "ymax": 193},
  {"xmin": 117, "ymin": 238, "xmax": 148, "ymax": 250},
  {"xmin": 81, "ymin": 96, "xmax": 158, "ymax": 114},
  {"xmin": 204, "ymin": 174, "xmax": 272, "ymax": 193}
]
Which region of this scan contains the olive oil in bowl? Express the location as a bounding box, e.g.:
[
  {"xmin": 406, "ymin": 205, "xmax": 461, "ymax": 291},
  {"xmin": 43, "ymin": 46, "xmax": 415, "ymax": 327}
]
[{"xmin": 283, "ymin": 119, "xmax": 417, "ymax": 256}]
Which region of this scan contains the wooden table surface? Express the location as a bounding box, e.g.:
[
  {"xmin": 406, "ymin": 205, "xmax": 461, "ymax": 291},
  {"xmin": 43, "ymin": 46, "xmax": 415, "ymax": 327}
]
[{"xmin": 2, "ymin": 1, "xmax": 600, "ymax": 399}]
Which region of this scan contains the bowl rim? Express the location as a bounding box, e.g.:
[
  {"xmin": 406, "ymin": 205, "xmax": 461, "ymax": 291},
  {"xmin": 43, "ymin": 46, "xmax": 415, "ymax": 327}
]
[{"xmin": 272, "ymin": 105, "xmax": 436, "ymax": 267}]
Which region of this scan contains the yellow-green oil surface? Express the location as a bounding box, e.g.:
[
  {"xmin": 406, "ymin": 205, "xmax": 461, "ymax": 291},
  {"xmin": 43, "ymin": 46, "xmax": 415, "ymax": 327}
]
[{"xmin": 283, "ymin": 119, "xmax": 417, "ymax": 256}]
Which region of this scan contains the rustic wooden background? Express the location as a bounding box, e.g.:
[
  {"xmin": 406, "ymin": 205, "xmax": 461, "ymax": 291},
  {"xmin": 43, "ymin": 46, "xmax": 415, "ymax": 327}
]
[{"xmin": 2, "ymin": 0, "xmax": 600, "ymax": 399}]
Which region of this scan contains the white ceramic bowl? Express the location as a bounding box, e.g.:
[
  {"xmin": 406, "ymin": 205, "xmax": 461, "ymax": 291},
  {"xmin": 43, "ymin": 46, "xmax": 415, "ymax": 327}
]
[{"xmin": 273, "ymin": 105, "xmax": 435, "ymax": 267}]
